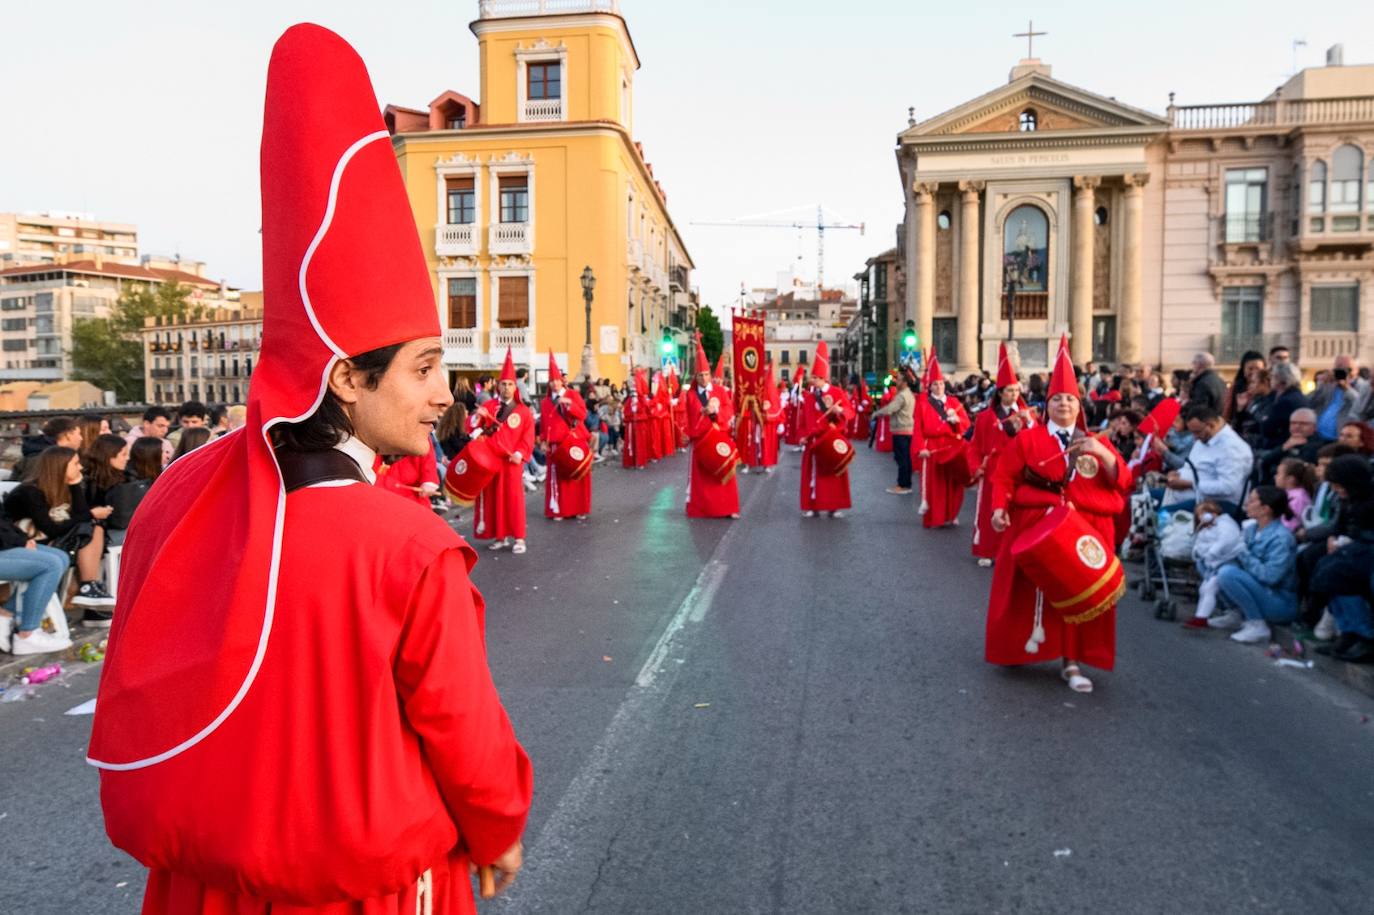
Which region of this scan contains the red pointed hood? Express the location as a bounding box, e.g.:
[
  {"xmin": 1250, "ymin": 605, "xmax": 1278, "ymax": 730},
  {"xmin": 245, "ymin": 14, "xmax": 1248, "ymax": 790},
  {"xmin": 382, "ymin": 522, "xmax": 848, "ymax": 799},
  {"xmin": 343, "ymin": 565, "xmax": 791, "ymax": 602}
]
[
  {"xmin": 500, "ymin": 347, "xmax": 516, "ymax": 384},
  {"xmin": 89, "ymin": 23, "xmax": 440, "ymax": 770},
  {"xmin": 926, "ymin": 351, "xmax": 945, "ymax": 385},
  {"xmin": 811, "ymin": 341, "xmax": 830, "ymax": 382},
  {"xmin": 547, "ymin": 349, "xmax": 563, "ymax": 385},
  {"xmin": 996, "ymin": 341, "xmax": 1019, "ymax": 389},
  {"xmin": 1139, "ymin": 397, "xmax": 1182, "ymax": 438},
  {"xmin": 713, "ymin": 353, "xmax": 726, "ymax": 383},
  {"xmin": 694, "ymin": 334, "xmax": 711, "ymax": 376},
  {"xmin": 1047, "ymin": 334, "xmax": 1078, "ymax": 400},
  {"xmin": 635, "ymin": 366, "xmax": 650, "ymax": 398}
]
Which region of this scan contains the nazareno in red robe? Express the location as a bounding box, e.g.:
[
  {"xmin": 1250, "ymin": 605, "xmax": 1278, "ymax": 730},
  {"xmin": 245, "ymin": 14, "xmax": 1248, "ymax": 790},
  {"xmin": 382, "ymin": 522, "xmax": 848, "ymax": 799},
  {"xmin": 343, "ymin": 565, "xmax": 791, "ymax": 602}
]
[
  {"xmin": 968, "ymin": 404, "xmax": 1023, "ymax": 559},
  {"xmin": 911, "ymin": 393, "xmax": 971, "ymax": 528},
  {"xmin": 985, "ymin": 423, "xmax": 1132, "ymax": 671},
  {"xmin": 872, "ymin": 386, "xmax": 894, "ymax": 452},
  {"xmin": 735, "ymin": 398, "xmax": 778, "ymax": 469},
  {"xmin": 799, "ymin": 384, "xmax": 856, "ymax": 512},
  {"xmin": 621, "ymin": 390, "xmax": 650, "ymax": 469},
  {"xmin": 472, "ymin": 397, "xmax": 534, "ymax": 541},
  {"xmin": 685, "ymin": 383, "xmax": 739, "ymax": 518},
  {"xmin": 541, "ymin": 389, "xmax": 591, "ymax": 519}
]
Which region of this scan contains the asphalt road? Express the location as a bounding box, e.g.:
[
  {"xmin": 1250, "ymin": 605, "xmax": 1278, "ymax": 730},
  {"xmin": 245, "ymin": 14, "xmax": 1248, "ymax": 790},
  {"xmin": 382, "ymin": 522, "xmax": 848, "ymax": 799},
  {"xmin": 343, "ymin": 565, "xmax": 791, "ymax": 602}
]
[{"xmin": 3, "ymin": 444, "xmax": 1372, "ymax": 915}]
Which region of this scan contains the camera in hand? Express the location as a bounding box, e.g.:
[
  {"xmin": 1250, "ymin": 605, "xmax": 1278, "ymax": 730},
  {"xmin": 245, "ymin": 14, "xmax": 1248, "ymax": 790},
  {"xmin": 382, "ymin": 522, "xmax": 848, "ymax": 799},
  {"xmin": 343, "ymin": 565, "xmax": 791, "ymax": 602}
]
[{"xmin": 1334, "ymin": 368, "xmax": 1350, "ymax": 381}]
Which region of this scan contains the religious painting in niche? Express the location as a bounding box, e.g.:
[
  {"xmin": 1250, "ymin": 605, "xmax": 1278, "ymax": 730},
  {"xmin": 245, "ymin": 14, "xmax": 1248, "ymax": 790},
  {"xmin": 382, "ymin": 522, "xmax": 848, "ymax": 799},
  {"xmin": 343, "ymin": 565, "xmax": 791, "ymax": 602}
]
[{"xmin": 1003, "ymin": 205, "xmax": 1048, "ymax": 292}]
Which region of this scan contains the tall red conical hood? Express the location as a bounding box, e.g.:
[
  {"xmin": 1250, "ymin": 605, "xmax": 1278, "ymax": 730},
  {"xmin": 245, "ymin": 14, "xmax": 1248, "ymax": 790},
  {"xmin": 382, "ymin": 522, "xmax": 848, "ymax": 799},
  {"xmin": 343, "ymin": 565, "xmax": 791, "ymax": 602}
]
[
  {"xmin": 996, "ymin": 341, "xmax": 1019, "ymax": 389},
  {"xmin": 1047, "ymin": 334, "xmax": 1078, "ymax": 400},
  {"xmin": 89, "ymin": 24, "xmax": 440, "ymax": 770},
  {"xmin": 713, "ymin": 353, "xmax": 726, "ymax": 382},
  {"xmin": 547, "ymin": 349, "xmax": 563, "ymax": 384},
  {"xmin": 763, "ymin": 359, "xmax": 779, "ymax": 404},
  {"xmin": 694, "ymin": 334, "xmax": 711, "ymax": 376},
  {"xmin": 926, "ymin": 351, "xmax": 945, "ymax": 384},
  {"xmin": 811, "ymin": 341, "xmax": 830, "ymax": 381},
  {"xmin": 500, "ymin": 347, "xmax": 516, "ymax": 384}
]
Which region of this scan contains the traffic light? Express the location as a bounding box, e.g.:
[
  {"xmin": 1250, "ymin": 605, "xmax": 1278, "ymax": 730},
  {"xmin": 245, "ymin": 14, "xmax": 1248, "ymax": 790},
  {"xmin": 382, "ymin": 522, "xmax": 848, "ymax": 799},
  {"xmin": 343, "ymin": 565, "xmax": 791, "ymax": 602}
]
[
  {"xmin": 901, "ymin": 321, "xmax": 918, "ymax": 352},
  {"xmin": 661, "ymin": 331, "xmax": 674, "ymax": 356}
]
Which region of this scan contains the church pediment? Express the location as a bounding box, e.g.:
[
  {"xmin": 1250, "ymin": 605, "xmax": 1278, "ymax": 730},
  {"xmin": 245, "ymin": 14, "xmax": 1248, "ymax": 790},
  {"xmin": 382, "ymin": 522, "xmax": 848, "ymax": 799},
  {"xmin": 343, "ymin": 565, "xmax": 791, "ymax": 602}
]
[{"xmin": 901, "ymin": 74, "xmax": 1168, "ymax": 141}]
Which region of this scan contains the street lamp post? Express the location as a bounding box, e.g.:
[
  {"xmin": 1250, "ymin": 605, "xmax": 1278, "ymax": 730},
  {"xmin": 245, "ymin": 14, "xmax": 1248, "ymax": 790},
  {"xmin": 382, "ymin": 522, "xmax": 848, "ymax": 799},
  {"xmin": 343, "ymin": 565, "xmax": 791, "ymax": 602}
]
[{"xmin": 579, "ymin": 265, "xmax": 596, "ymax": 382}]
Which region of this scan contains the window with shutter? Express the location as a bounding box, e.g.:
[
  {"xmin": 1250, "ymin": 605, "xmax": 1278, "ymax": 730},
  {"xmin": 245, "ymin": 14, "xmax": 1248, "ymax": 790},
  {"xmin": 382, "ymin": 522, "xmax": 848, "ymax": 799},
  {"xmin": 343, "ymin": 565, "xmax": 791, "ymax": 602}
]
[
  {"xmin": 1310, "ymin": 285, "xmax": 1359, "ymax": 332},
  {"xmin": 497, "ymin": 276, "xmax": 530, "ymax": 328},
  {"xmin": 447, "ymin": 277, "xmax": 477, "ymax": 328},
  {"xmin": 446, "ymin": 177, "xmax": 475, "ymax": 225},
  {"xmin": 499, "ymin": 175, "xmax": 528, "ymax": 223}
]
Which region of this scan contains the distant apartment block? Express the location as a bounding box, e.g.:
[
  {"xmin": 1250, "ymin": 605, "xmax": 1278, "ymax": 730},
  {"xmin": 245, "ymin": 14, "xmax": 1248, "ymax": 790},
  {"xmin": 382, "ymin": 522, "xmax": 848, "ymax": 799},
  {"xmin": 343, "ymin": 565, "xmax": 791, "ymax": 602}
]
[{"xmin": 0, "ymin": 212, "xmax": 138, "ymax": 268}]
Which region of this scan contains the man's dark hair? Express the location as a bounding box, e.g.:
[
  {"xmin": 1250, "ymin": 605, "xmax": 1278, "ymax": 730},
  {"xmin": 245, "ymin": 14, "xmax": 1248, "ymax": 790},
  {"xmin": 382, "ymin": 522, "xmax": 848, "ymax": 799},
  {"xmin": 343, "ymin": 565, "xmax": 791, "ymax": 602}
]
[
  {"xmin": 177, "ymin": 400, "xmax": 210, "ymax": 422},
  {"xmin": 1317, "ymin": 442, "xmax": 1357, "ymax": 461},
  {"xmin": 143, "ymin": 406, "xmax": 172, "ymax": 423},
  {"xmin": 1269, "ymin": 345, "xmax": 1290, "ymax": 358},
  {"xmin": 40, "ymin": 416, "xmax": 78, "ymax": 440},
  {"xmin": 1184, "ymin": 404, "xmax": 1221, "ymax": 425},
  {"xmin": 209, "ymin": 404, "xmax": 228, "ymax": 428},
  {"xmin": 515, "ymin": 367, "xmax": 528, "ymax": 380},
  {"xmin": 270, "ymin": 344, "xmax": 403, "ymax": 451}
]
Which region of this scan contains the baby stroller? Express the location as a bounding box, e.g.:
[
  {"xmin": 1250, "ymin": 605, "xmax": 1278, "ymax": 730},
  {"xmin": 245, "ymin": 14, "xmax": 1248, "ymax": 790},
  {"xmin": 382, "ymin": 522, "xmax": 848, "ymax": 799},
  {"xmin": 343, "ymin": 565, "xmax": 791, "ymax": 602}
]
[{"xmin": 1127, "ymin": 482, "xmax": 1201, "ymax": 621}]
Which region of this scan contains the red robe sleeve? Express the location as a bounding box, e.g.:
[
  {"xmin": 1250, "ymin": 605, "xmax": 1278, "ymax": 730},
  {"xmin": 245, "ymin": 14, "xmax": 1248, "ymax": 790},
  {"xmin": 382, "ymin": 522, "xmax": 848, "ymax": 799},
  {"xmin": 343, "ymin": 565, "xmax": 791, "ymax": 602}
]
[
  {"xmin": 394, "ymin": 547, "xmax": 533, "ymax": 866},
  {"xmin": 990, "ymin": 431, "xmax": 1028, "ymax": 514}
]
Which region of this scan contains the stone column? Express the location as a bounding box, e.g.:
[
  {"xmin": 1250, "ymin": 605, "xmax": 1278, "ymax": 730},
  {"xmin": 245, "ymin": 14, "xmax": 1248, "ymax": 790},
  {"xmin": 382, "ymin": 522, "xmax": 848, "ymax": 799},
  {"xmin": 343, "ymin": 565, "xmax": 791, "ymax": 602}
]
[
  {"xmin": 1070, "ymin": 176, "xmax": 1099, "ymax": 365},
  {"xmin": 957, "ymin": 180, "xmax": 983, "ymax": 372},
  {"xmin": 1120, "ymin": 173, "xmax": 1149, "ymax": 364},
  {"xmin": 912, "ymin": 181, "xmax": 938, "ymax": 358}
]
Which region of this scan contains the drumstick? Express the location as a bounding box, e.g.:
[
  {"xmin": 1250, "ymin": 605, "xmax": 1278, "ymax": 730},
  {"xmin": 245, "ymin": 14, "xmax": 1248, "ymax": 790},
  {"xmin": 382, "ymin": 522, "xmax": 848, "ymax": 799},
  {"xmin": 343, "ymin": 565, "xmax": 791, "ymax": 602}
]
[{"xmin": 479, "ymin": 865, "xmax": 497, "ymax": 899}]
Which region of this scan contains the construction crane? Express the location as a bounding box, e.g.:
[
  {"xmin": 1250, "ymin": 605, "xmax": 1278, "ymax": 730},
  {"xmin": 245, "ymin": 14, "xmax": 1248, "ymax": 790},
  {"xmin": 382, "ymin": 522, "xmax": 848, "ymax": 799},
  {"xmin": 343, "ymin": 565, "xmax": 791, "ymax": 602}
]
[{"xmin": 691, "ymin": 204, "xmax": 864, "ymax": 292}]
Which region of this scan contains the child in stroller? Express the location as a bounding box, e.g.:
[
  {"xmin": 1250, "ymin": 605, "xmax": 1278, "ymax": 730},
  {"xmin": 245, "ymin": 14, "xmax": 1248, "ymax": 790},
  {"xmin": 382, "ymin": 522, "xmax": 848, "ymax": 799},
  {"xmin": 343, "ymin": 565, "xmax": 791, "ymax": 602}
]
[{"xmin": 1181, "ymin": 498, "xmax": 1246, "ymax": 630}]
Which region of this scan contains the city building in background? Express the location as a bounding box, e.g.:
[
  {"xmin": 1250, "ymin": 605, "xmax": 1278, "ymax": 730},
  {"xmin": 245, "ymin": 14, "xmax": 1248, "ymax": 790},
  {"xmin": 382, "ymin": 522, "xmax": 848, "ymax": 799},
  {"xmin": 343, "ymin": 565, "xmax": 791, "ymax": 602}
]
[
  {"xmin": 753, "ymin": 286, "xmax": 857, "ymax": 383},
  {"xmin": 843, "ymin": 247, "xmax": 902, "ymax": 381},
  {"xmin": 387, "ymin": 0, "xmax": 694, "ymax": 384},
  {"xmin": 0, "ymin": 255, "xmax": 237, "ymax": 383},
  {"xmin": 140, "ymin": 307, "xmax": 262, "ymax": 406},
  {"xmin": 898, "ymin": 45, "xmax": 1374, "ymax": 373},
  {"xmin": 0, "ymin": 212, "xmax": 138, "ymax": 268}
]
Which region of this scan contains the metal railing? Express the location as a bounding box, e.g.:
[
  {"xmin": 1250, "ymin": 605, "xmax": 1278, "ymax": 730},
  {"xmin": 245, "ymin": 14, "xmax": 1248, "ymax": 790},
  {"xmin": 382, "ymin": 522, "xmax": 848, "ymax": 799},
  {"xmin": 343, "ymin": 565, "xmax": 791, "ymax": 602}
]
[
  {"xmin": 479, "ymin": 0, "xmax": 618, "ymax": 17},
  {"xmin": 1218, "ymin": 211, "xmax": 1275, "ymax": 245},
  {"xmin": 1170, "ymin": 95, "xmax": 1374, "ymax": 131},
  {"xmin": 436, "ymin": 223, "xmax": 478, "ymax": 255}
]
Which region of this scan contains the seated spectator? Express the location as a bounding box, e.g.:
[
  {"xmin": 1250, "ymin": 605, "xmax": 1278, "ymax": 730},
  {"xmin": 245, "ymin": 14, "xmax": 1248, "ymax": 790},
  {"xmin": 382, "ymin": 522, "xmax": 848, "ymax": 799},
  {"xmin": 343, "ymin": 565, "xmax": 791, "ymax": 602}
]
[
  {"xmin": 11, "ymin": 416, "xmax": 83, "ymax": 481},
  {"xmin": 1300, "ymin": 443, "xmax": 1357, "ymax": 540},
  {"xmin": 1144, "ymin": 372, "xmax": 1169, "ymax": 410},
  {"xmin": 1274, "ymin": 458, "xmax": 1315, "ymax": 533},
  {"xmin": 1258, "ymin": 407, "xmax": 1327, "ymax": 484},
  {"xmin": 1234, "ymin": 368, "xmax": 1274, "ymax": 448},
  {"xmin": 1304, "ymin": 455, "xmax": 1374, "ymax": 661},
  {"xmin": 1337, "ymin": 420, "xmax": 1374, "ymax": 456},
  {"xmin": 168, "ymin": 400, "xmax": 210, "ymax": 448},
  {"xmin": 1, "ymin": 447, "xmax": 116, "ymax": 622},
  {"xmin": 0, "ymin": 514, "xmax": 72, "ymax": 656},
  {"xmin": 1224, "ymin": 350, "xmax": 1266, "ymax": 429},
  {"xmin": 77, "ymin": 413, "xmax": 110, "ymax": 460},
  {"xmin": 1106, "ymin": 408, "xmax": 1142, "ymax": 459},
  {"xmin": 84, "ymin": 434, "xmax": 130, "ymax": 511},
  {"xmin": 1161, "ymin": 405, "xmax": 1253, "ymax": 515},
  {"xmin": 125, "ymin": 406, "xmax": 175, "ymax": 466},
  {"xmin": 171, "ymin": 426, "xmax": 212, "ymax": 462},
  {"xmin": 1210, "ymin": 486, "xmax": 1299, "ymax": 643},
  {"xmin": 103, "ymin": 437, "xmax": 164, "ymax": 537},
  {"xmin": 1181, "ymin": 499, "xmax": 1246, "ymax": 630}
]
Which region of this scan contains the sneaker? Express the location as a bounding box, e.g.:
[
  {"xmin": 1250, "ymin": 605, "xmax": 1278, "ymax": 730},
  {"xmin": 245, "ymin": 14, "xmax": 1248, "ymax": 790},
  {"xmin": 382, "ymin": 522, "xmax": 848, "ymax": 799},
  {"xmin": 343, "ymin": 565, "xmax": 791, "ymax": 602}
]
[
  {"xmin": 1207, "ymin": 610, "xmax": 1243, "ymax": 630},
  {"xmin": 1313, "ymin": 609, "xmax": 1337, "ymax": 641},
  {"xmin": 81, "ymin": 607, "xmax": 114, "ymax": 629},
  {"xmin": 1180, "ymin": 616, "xmax": 1210, "ymax": 631},
  {"xmin": 512, "ymin": 540, "xmax": 527, "ymax": 555},
  {"xmin": 10, "ymin": 627, "xmax": 71, "ymax": 656},
  {"xmin": 977, "ymin": 558, "xmax": 993, "ymax": 568},
  {"xmin": 523, "ymin": 480, "xmax": 538, "ymax": 492},
  {"xmin": 740, "ymin": 466, "xmax": 750, "ymax": 474},
  {"xmin": 802, "ymin": 510, "xmax": 816, "ymax": 518},
  {"xmin": 886, "ymin": 486, "xmax": 912, "ymax": 495},
  {"xmin": 1230, "ymin": 620, "xmax": 1272, "ymax": 644},
  {"xmin": 830, "ymin": 511, "xmax": 846, "ymax": 519},
  {"xmin": 0, "ymin": 614, "xmax": 11, "ymax": 652},
  {"xmin": 72, "ymin": 581, "xmax": 116, "ymax": 608}
]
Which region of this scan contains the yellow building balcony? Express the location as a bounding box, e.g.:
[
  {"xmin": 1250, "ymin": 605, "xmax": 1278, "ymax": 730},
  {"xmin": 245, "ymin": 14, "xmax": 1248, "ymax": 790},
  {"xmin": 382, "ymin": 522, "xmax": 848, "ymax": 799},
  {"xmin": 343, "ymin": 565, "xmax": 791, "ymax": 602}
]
[
  {"xmin": 443, "ymin": 327, "xmax": 481, "ymax": 365},
  {"xmin": 523, "ymin": 98, "xmax": 563, "ymax": 122},
  {"xmin": 627, "ymin": 237, "xmax": 644, "ymax": 272},
  {"xmin": 490, "ymin": 326, "xmax": 533, "ymax": 362},
  {"xmin": 489, "ymin": 222, "xmax": 533, "ymax": 255},
  {"xmin": 436, "ymin": 223, "xmax": 479, "ymax": 257}
]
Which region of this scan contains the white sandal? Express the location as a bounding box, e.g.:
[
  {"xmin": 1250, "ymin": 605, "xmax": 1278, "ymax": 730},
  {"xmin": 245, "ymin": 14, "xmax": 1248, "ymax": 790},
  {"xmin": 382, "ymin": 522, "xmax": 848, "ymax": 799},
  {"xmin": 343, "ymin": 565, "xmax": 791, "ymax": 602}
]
[
  {"xmin": 512, "ymin": 540, "xmax": 527, "ymax": 555},
  {"xmin": 1061, "ymin": 664, "xmax": 1093, "ymax": 694}
]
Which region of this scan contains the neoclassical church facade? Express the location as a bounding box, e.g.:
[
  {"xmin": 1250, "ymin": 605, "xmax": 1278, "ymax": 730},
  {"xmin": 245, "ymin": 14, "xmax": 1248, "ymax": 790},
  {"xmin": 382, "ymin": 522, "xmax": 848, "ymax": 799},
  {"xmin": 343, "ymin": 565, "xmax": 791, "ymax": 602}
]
[{"xmin": 899, "ymin": 51, "xmax": 1374, "ymax": 374}]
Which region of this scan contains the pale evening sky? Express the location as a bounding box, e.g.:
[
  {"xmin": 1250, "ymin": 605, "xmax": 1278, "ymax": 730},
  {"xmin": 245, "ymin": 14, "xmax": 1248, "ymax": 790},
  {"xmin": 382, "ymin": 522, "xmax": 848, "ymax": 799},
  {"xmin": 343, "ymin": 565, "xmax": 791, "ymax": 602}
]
[{"xmin": 2, "ymin": 0, "xmax": 1370, "ymax": 313}]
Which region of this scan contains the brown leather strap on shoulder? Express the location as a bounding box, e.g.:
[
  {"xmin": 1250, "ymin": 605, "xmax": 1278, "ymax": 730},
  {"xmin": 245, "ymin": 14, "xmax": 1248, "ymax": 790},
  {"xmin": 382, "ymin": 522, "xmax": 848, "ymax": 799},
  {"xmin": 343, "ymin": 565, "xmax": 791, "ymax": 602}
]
[{"xmin": 275, "ymin": 448, "xmax": 369, "ymax": 493}]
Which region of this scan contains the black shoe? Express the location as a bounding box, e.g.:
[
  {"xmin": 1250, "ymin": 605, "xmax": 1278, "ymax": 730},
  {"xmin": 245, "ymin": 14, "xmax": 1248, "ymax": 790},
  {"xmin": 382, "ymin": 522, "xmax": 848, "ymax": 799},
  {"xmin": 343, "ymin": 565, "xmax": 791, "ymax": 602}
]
[
  {"xmin": 80, "ymin": 607, "xmax": 114, "ymax": 629},
  {"xmin": 1316, "ymin": 632, "xmax": 1360, "ymax": 656},
  {"xmin": 72, "ymin": 581, "xmax": 116, "ymax": 608},
  {"xmin": 1333, "ymin": 637, "xmax": 1374, "ymax": 664}
]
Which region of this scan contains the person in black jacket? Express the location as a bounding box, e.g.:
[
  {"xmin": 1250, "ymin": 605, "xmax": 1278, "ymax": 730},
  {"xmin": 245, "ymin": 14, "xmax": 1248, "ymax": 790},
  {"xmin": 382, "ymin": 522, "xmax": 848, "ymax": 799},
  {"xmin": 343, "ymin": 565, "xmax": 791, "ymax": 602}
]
[
  {"xmin": 1186, "ymin": 352, "xmax": 1228, "ymax": 415},
  {"xmin": 10, "ymin": 416, "xmax": 83, "ymax": 482},
  {"xmin": 1306, "ymin": 456, "xmax": 1374, "ymax": 662},
  {"xmin": 100, "ymin": 437, "xmax": 164, "ymax": 541},
  {"xmin": 1, "ymin": 446, "xmax": 116, "ymax": 623}
]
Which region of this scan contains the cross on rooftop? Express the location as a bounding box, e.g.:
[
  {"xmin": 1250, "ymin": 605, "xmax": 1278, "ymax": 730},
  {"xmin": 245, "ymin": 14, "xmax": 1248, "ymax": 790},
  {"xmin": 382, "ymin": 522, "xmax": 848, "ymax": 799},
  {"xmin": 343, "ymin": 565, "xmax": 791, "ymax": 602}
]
[{"xmin": 1013, "ymin": 20, "xmax": 1047, "ymax": 58}]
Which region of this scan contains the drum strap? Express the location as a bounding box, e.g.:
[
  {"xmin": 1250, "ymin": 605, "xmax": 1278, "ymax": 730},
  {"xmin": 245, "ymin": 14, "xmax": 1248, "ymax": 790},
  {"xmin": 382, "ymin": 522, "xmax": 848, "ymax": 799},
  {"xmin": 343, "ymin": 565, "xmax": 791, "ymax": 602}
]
[{"xmin": 276, "ymin": 448, "xmax": 370, "ymax": 493}]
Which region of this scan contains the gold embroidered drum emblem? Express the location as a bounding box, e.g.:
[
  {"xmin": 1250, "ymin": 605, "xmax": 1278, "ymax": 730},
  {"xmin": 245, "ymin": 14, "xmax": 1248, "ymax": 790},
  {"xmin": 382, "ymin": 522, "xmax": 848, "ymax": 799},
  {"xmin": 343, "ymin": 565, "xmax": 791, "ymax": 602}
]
[{"xmin": 1076, "ymin": 534, "xmax": 1107, "ymax": 570}]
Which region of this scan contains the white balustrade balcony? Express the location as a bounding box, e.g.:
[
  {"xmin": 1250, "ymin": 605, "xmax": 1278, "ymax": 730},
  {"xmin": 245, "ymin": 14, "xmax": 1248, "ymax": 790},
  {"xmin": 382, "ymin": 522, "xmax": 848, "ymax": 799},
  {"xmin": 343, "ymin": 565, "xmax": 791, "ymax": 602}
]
[
  {"xmin": 626, "ymin": 237, "xmax": 644, "ymax": 271},
  {"xmin": 489, "ymin": 222, "xmax": 533, "ymax": 255},
  {"xmin": 1301, "ymin": 331, "xmax": 1360, "ymax": 365},
  {"xmin": 490, "ymin": 326, "xmax": 532, "ymax": 360},
  {"xmin": 523, "ymin": 98, "xmax": 563, "ymax": 122},
  {"xmin": 435, "ymin": 223, "xmax": 478, "ymax": 256},
  {"xmin": 442, "ymin": 327, "xmax": 480, "ymax": 365}
]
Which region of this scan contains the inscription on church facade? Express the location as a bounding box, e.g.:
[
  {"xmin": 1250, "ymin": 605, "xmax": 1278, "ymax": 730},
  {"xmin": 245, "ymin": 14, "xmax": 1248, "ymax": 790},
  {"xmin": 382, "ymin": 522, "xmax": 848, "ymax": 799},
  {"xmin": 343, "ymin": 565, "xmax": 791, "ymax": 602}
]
[{"xmin": 989, "ymin": 152, "xmax": 1071, "ymax": 166}]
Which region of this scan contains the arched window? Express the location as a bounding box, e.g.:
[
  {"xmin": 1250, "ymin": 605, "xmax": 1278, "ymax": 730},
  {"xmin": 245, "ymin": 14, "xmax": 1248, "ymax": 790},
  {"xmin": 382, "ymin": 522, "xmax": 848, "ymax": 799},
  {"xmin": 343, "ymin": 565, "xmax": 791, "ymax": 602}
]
[
  {"xmin": 1019, "ymin": 109, "xmax": 1038, "ymax": 132},
  {"xmin": 1003, "ymin": 204, "xmax": 1049, "ymax": 291},
  {"xmin": 1308, "ymin": 160, "xmax": 1327, "ymax": 214},
  {"xmin": 1331, "ymin": 144, "xmax": 1363, "ymax": 213}
]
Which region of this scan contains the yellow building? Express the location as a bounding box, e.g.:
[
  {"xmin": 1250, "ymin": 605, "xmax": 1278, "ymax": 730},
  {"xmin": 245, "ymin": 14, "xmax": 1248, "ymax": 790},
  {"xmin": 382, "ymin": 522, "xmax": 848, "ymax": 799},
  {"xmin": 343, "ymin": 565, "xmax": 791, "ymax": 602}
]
[{"xmin": 388, "ymin": 0, "xmax": 694, "ymax": 384}]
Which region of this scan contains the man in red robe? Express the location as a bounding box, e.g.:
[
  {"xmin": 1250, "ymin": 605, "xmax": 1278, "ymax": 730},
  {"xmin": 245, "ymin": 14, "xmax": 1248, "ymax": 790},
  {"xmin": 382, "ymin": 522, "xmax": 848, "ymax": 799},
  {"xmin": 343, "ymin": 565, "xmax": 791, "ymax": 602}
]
[
  {"xmin": 969, "ymin": 342, "xmax": 1032, "ymax": 565},
  {"xmin": 621, "ymin": 368, "xmax": 650, "ymax": 469},
  {"xmin": 784, "ymin": 366, "xmax": 806, "ymax": 449},
  {"xmin": 650, "ymin": 371, "xmax": 672, "ymax": 460},
  {"xmin": 799, "ymin": 342, "xmax": 856, "ymax": 518},
  {"xmin": 540, "ymin": 350, "xmax": 591, "ymax": 521},
  {"xmin": 738, "ymin": 358, "xmax": 782, "ymax": 474},
  {"xmin": 375, "ymin": 440, "xmax": 441, "ymax": 509},
  {"xmin": 986, "ymin": 336, "xmax": 1132, "ymax": 693},
  {"xmin": 88, "ymin": 25, "xmax": 531, "ymax": 914},
  {"xmin": 669, "ymin": 365, "xmax": 689, "ymax": 450},
  {"xmin": 685, "ymin": 337, "xmax": 740, "ymax": 518},
  {"xmin": 473, "ymin": 349, "xmax": 535, "ymax": 553},
  {"xmin": 847, "ymin": 378, "xmax": 872, "ymax": 440},
  {"xmin": 912, "ymin": 353, "xmax": 971, "ymax": 529}
]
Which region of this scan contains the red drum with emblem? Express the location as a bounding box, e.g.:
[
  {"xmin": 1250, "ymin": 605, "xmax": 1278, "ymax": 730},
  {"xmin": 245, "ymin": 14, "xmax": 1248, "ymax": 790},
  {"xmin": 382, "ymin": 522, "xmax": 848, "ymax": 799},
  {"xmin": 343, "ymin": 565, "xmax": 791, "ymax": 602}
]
[
  {"xmin": 812, "ymin": 425, "xmax": 855, "ymax": 477},
  {"xmin": 553, "ymin": 436, "xmax": 594, "ymax": 481},
  {"xmin": 1010, "ymin": 505, "xmax": 1124, "ymax": 624},
  {"xmin": 695, "ymin": 426, "xmax": 741, "ymax": 484},
  {"xmin": 443, "ymin": 436, "xmax": 503, "ymax": 506}
]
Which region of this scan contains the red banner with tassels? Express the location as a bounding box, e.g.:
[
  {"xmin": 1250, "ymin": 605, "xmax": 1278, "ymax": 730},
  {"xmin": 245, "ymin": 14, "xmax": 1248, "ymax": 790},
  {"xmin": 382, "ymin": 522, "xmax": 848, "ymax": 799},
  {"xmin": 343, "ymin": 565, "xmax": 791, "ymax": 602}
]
[{"xmin": 732, "ymin": 310, "xmax": 766, "ymax": 419}]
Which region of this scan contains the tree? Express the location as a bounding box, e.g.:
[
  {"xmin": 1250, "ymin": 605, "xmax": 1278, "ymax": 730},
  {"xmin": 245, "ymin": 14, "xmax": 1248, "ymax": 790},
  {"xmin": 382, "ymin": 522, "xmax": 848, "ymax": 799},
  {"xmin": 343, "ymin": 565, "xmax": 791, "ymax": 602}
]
[
  {"xmin": 696, "ymin": 305, "xmax": 724, "ymax": 368},
  {"xmin": 70, "ymin": 281, "xmax": 202, "ymax": 404}
]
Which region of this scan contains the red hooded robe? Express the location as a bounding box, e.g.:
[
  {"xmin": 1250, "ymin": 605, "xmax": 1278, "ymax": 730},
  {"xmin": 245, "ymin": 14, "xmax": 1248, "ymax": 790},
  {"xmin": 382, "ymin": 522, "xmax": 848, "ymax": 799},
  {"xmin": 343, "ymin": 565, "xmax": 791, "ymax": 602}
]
[
  {"xmin": 540, "ymin": 352, "xmax": 591, "ymax": 519},
  {"xmin": 799, "ymin": 344, "xmax": 856, "ymax": 512},
  {"xmin": 472, "ymin": 349, "xmax": 535, "ymax": 542},
  {"xmin": 911, "ymin": 354, "xmax": 971, "ymax": 528}
]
